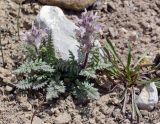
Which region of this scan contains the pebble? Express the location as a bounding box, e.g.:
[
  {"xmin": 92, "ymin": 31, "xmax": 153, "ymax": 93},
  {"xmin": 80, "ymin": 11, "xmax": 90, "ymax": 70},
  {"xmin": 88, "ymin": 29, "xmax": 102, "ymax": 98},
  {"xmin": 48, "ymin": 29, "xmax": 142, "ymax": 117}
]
[
  {"xmin": 51, "ymin": 108, "xmax": 60, "ymax": 117},
  {"xmin": 108, "ymin": 27, "xmax": 118, "ymax": 38},
  {"xmin": 136, "ymin": 82, "xmax": 158, "ymax": 111},
  {"xmin": 32, "ymin": 116, "xmax": 44, "ymax": 124},
  {"xmin": 54, "ymin": 112, "xmax": 71, "ymax": 124},
  {"xmin": 140, "ymin": 110, "xmax": 149, "ymax": 116},
  {"xmin": 5, "ymin": 85, "xmax": 13, "ymax": 92}
]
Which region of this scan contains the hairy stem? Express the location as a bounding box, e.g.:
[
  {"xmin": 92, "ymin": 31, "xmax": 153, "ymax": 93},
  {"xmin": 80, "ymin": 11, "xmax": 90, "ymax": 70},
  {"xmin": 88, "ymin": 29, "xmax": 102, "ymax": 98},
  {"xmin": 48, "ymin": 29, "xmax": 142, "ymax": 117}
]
[{"xmin": 82, "ymin": 52, "xmax": 89, "ymax": 69}]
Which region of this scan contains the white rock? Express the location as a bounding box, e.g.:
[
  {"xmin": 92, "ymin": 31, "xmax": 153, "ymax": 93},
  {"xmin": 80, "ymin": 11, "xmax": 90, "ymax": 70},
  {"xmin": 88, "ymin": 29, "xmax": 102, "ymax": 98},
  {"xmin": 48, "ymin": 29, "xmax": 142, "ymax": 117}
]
[
  {"xmin": 54, "ymin": 112, "xmax": 71, "ymax": 124},
  {"xmin": 36, "ymin": 6, "xmax": 80, "ymax": 60},
  {"xmin": 136, "ymin": 82, "xmax": 158, "ymax": 111}
]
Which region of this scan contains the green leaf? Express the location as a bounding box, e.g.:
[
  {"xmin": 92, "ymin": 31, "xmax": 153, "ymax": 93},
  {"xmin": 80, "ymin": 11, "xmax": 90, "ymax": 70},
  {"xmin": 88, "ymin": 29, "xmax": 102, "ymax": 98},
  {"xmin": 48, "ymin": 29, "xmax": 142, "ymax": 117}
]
[
  {"xmin": 16, "ymin": 78, "xmax": 33, "ymax": 90},
  {"xmin": 14, "ymin": 59, "xmax": 55, "ymax": 74},
  {"xmin": 46, "ymin": 80, "xmax": 65, "ymax": 100},
  {"xmin": 104, "ymin": 38, "xmax": 125, "ymax": 67},
  {"xmin": 80, "ymin": 68, "xmax": 97, "ymax": 79},
  {"xmin": 126, "ymin": 45, "xmax": 132, "ymax": 71},
  {"xmin": 74, "ymin": 81, "xmax": 100, "ymax": 101}
]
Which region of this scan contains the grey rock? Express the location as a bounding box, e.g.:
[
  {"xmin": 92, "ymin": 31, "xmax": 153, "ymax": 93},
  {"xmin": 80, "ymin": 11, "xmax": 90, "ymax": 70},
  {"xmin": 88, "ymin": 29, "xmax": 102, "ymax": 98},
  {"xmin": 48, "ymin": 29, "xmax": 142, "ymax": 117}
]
[
  {"xmin": 38, "ymin": 0, "xmax": 96, "ymax": 11},
  {"xmin": 36, "ymin": 6, "xmax": 80, "ymax": 60},
  {"xmin": 136, "ymin": 82, "xmax": 158, "ymax": 111}
]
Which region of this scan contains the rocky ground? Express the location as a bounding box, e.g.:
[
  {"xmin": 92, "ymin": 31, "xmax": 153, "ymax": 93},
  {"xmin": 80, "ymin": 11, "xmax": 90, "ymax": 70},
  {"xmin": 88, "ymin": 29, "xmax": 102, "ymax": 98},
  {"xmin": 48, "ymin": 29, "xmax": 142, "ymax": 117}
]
[{"xmin": 0, "ymin": 0, "xmax": 160, "ymax": 124}]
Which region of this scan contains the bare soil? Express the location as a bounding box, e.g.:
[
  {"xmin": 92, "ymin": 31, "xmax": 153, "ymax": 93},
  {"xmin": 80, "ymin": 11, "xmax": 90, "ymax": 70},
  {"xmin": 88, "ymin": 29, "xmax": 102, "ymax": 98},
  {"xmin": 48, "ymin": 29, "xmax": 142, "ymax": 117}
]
[{"xmin": 0, "ymin": 0, "xmax": 160, "ymax": 124}]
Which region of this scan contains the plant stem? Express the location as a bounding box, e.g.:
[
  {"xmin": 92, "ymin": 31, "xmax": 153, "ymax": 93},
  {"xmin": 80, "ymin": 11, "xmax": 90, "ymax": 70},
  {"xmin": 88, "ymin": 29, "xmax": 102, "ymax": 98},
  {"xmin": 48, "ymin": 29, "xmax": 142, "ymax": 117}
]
[
  {"xmin": 0, "ymin": 30, "xmax": 5, "ymax": 67},
  {"xmin": 122, "ymin": 88, "xmax": 128, "ymax": 114},
  {"xmin": 131, "ymin": 87, "xmax": 136, "ymax": 120},
  {"xmin": 82, "ymin": 52, "xmax": 89, "ymax": 69}
]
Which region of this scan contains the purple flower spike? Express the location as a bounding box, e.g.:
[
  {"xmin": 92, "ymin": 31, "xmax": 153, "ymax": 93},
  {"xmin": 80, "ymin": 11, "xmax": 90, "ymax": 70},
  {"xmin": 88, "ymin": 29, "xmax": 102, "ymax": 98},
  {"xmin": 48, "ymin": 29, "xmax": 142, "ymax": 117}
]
[
  {"xmin": 21, "ymin": 23, "xmax": 49, "ymax": 49},
  {"xmin": 75, "ymin": 9, "xmax": 102, "ymax": 52}
]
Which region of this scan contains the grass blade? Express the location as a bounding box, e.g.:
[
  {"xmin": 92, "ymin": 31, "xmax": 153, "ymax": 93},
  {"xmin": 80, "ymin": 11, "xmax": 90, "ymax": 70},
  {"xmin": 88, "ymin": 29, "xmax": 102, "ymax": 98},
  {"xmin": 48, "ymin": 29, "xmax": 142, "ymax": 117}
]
[
  {"xmin": 133, "ymin": 50, "xmax": 147, "ymax": 69},
  {"xmin": 126, "ymin": 45, "xmax": 132, "ymax": 71},
  {"xmin": 105, "ymin": 38, "xmax": 125, "ymax": 68}
]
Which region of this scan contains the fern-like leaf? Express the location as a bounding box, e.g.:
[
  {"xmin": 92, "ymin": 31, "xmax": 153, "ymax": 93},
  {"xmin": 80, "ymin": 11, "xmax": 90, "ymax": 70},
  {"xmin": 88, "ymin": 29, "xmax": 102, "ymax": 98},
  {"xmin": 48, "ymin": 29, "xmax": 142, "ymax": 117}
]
[
  {"xmin": 16, "ymin": 78, "xmax": 33, "ymax": 90},
  {"xmin": 14, "ymin": 59, "xmax": 55, "ymax": 74},
  {"xmin": 80, "ymin": 68, "xmax": 97, "ymax": 79},
  {"xmin": 74, "ymin": 81, "xmax": 100, "ymax": 101},
  {"xmin": 46, "ymin": 80, "xmax": 65, "ymax": 100}
]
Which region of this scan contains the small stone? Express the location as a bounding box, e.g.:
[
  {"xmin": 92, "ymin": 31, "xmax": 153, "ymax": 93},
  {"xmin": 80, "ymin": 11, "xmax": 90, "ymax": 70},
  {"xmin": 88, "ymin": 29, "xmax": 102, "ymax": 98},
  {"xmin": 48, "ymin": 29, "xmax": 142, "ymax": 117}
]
[
  {"xmin": 0, "ymin": 108, "xmax": 6, "ymax": 113},
  {"xmin": 129, "ymin": 31, "xmax": 138, "ymax": 42},
  {"xmin": 105, "ymin": 118, "xmax": 116, "ymax": 124},
  {"xmin": 112, "ymin": 108, "xmax": 121, "ymax": 118},
  {"xmin": 92, "ymin": 107, "xmax": 100, "ymax": 117},
  {"xmin": 140, "ymin": 110, "xmax": 149, "ymax": 116},
  {"xmin": 72, "ymin": 115, "xmax": 82, "ymax": 124},
  {"xmin": 5, "ymin": 85, "xmax": 13, "ymax": 92},
  {"xmin": 54, "ymin": 112, "xmax": 71, "ymax": 124},
  {"xmin": 20, "ymin": 102, "xmax": 32, "ymax": 111},
  {"xmin": 51, "ymin": 108, "xmax": 60, "ymax": 117},
  {"xmin": 108, "ymin": 27, "xmax": 118, "ymax": 38},
  {"xmin": 108, "ymin": 98, "xmax": 120, "ymax": 105},
  {"xmin": 123, "ymin": 119, "xmax": 131, "ymax": 124},
  {"xmin": 96, "ymin": 94, "xmax": 110, "ymax": 106},
  {"xmin": 95, "ymin": 113, "xmax": 105, "ymax": 124},
  {"xmin": 25, "ymin": 113, "xmax": 31, "ymax": 120},
  {"xmin": 107, "ymin": 2, "xmax": 116, "ymax": 12},
  {"xmin": 136, "ymin": 82, "xmax": 158, "ymax": 111},
  {"xmin": 32, "ymin": 116, "xmax": 44, "ymax": 124},
  {"xmin": 89, "ymin": 118, "xmax": 96, "ymax": 124},
  {"xmin": 93, "ymin": 0, "xmax": 104, "ymax": 10},
  {"xmin": 16, "ymin": 95, "xmax": 28, "ymax": 103},
  {"xmin": 108, "ymin": 106, "xmax": 115, "ymax": 115},
  {"xmin": 156, "ymin": 70, "xmax": 160, "ymax": 77},
  {"xmin": 100, "ymin": 105, "xmax": 109, "ymax": 115},
  {"xmin": 119, "ymin": 28, "xmax": 128, "ymax": 36}
]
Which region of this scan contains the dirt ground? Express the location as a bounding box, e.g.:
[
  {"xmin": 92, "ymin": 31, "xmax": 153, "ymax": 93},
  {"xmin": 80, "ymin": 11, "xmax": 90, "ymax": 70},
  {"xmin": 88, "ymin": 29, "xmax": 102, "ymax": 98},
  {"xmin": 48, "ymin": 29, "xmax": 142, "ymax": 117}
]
[{"xmin": 0, "ymin": 0, "xmax": 160, "ymax": 124}]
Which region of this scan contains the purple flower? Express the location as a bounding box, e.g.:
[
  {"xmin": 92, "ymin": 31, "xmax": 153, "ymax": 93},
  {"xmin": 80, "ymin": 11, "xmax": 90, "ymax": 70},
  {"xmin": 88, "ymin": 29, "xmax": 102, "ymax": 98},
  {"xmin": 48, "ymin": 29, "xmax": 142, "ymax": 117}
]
[
  {"xmin": 75, "ymin": 9, "xmax": 102, "ymax": 52},
  {"xmin": 21, "ymin": 23, "xmax": 49, "ymax": 49}
]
